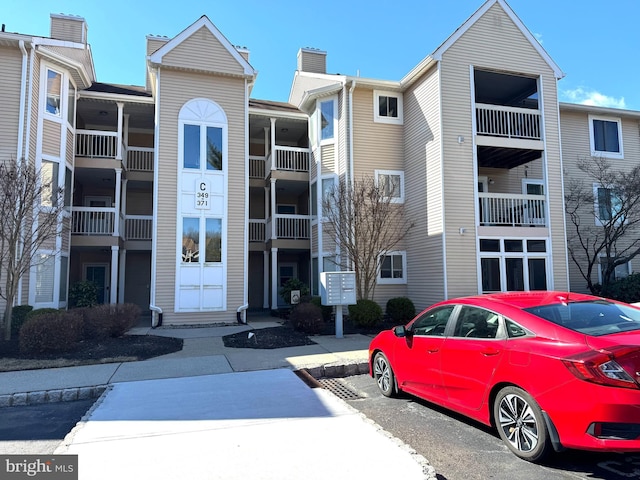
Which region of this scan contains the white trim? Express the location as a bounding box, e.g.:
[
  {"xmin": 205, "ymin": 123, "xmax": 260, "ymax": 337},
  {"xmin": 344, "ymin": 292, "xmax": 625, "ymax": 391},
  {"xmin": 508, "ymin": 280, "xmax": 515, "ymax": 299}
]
[
  {"xmin": 373, "ymin": 90, "xmax": 403, "ymax": 125},
  {"xmin": 438, "ymin": 61, "xmax": 448, "ymax": 299},
  {"xmin": 374, "ymin": 169, "xmax": 405, "ymax": 203},
  {"xmin": 377, "ymin": 251, "xmax": 408, "ymax": 285},
  {"xmin": 318, "ymin": 96, "xmax": 337, "ymax": 145},
  {"xmin": 150, "ymin": 67, "xmax": 160, "ymax": 317},
  {"xmin": 588, "ymin": 114, "xmax": 624, "ymax": 160},
  {"xmin": 593, "ymin": 183, "xmax": 622, "ymax": 227}
]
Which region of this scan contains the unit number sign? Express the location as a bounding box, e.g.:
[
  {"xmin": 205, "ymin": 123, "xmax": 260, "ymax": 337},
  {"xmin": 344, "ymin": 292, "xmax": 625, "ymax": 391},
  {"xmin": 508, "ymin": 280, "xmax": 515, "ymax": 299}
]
[{"xmin": 195, "ymin": 179, "xmax": 211, "ymax": 210}]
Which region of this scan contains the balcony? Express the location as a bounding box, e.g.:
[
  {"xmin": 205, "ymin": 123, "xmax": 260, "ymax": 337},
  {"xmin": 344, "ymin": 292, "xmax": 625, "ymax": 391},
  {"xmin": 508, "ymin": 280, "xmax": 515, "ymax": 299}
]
[
  {"xmin": 476, "ymin": 104, "xmax": 541, "ymax": 140},
  {"xmin": 127, "ymin": 147, "xmax": 154, "ymax": 172},
  {"xmin": 75, "ymin": 130, "xmax": 154, "ymax": 172},
  {"xmin": 125, "ymin": 215, "xmax": 153, "ymax": 240},
  {"xmin": 72, "ymin": 207, "xmax": 118, "ymax": 236},
  {"xmin": 249, "ymin": 146, "xmax": 310, "ymax": 180},
  {"xmin": 249, "ymin": 219, "xmax": 266, "ymax": 242},
  {"xmin": 478, "ymin": 193, "xmax": 546, "ymax": 227}
]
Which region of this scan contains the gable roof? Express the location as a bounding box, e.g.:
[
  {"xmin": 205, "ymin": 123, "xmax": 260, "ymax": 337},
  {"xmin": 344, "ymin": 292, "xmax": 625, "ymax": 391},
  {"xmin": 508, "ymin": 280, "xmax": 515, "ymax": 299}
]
[
  {"xmin": 402, "ymin": 0, "xmax": 564, "ymax": 88},
  {"xmin": 148, "ymin": 15, "xmax": 255, "ymax": 78}
]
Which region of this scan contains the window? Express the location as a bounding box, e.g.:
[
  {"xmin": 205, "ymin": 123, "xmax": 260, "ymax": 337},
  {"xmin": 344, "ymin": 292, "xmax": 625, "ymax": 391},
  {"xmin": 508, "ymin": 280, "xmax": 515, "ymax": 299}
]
[
  {"xmin": 453, "ymin": 306, "xmax": 499, "ymax": 339},
  {"xmin": 310, "ymin": 181, "xmax": 317, "ymax": 217},
  {"xmin": 35, "ymin": 254, "xmax": 55, "ymax": 303},
  {"xmin": 205, "ymin": 218, "xmax": 222, "ymax": 263},
  {"xmin": 321, "ymin": 176, "xmax": 336, "ymax": 216},
  {"xmin": 589, "ymin": 115, "xmax": 623, "ymax": 159},
  {"xmin": 64, "ymin": 167, "xmax": 72, "ymax": 208},
  {"xmin": 59, "ymin": 256, "xmax": 68, "ymax": 302},
  {"xmin": 182, "ymin": 218, "xmax": 200, "ymax": 263},
  {"xmin": 375, "ymin": 170, "xmax": 404, "ymax": 203},
  {"xmin": 378, "ymin": 251, "xmax": 407, "ymax": 284},
  {"xmin": 594, "ymin": 185, "xmax": 623, "ymax": 225},
  {"xmin": 46, "ymin": 69, "xmax": 62, "ymax": 116},
  {"xmin": 374, "ymin": 90, "xmax": 403, "ymax": 124},
  {"xmin": 206, "ymin": 127, "xmax": 223, "ymax": 170},
  {"xmin": 411, "ymin": 306, "xmax": 455, "ymax": 336},
  {"xmin": 320, "ymin": 100, "xmax": 334, "ymax": 141},
  {"xmin": 67, "ymin": 81, "xmax": 75, "ymax": 125},
  {"xmin": 599, "ymin": 256, "xmax": 631, "ymax": 284},
  {"xmin": 41, "ymin": 160, "xmax": 59, "ymax": 207}
]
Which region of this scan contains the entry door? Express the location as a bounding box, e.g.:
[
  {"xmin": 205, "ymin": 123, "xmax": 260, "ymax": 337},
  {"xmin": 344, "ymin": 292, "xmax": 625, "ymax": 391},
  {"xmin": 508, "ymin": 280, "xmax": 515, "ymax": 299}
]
[{"xmin": 85, "ymin": 264, "xmax": 109, "ymax": 304}]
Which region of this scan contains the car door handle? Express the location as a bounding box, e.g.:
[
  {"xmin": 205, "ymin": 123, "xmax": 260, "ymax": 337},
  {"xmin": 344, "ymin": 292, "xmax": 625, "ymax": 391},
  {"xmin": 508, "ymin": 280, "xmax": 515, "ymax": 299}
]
[
  {"xmin": 426, "ymin": 348, "xmax": 440, "ymax": 354},
  {"xmin": 481, "ymin": 348, "xmax": 500, "ymax": 356}
]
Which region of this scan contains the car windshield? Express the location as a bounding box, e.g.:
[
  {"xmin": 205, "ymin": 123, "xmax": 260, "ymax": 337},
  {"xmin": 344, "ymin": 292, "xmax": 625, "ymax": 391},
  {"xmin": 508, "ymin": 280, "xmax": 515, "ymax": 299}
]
[{"xmin": 524, "ymin": 300, "xmax": 640, "ymax": 336}]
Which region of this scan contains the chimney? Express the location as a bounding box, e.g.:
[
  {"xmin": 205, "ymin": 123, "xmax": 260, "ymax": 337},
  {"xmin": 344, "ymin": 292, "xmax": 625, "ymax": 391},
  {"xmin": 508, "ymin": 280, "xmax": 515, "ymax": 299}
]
[
  {"xmin": 297, "ymin": 48, "xmax": 327, "ymax": 74},
  {"xmin": 146, "ymin": 35, "xmax": 170, "ymax": 92},
  {"xmin": 235, "ymin": 45, "xmax": 250, "ymax": 63},
  {"xmin": 50, "ymin": 13, "xmax": 87, "ymax": 44}
]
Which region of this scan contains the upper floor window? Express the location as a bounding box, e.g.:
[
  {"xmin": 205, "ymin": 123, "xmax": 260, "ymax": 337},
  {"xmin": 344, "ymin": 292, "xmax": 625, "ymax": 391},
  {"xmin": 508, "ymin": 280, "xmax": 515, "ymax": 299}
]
[
  {"xmin": 375, "ymin": 170, "xmax": 404, "ymax": 203},
  {"xmin": 183, "ymin": 124, "xmax": 223, "ymax": 170},
  {"xmin": 594, "ymin": 184, "xmax": 623, "ymax": 225},
  {"xmin": 46, "ymin": 69, "xmax": 62, "ymax": 117},
  {"xmin": 41, "ymin": 160, "xmax": 59, "ymax": 207},
  {"xmin": 374, "ymin": 90, "xmax": 403, "ymax": 125},
  {"xmin": 378, "ymin": 251, "xmax": 407, "ymax": 284},
  {"xmin": 67, "ymin": 81, "xmax": 76, "ymax": 126},
  {"xmin": 589, "ymin": 115, "xmax": 623, "ymax": 159},
  {"xmin": 320, "ymin": 99, "xmax": 335, "ymax": 142}
]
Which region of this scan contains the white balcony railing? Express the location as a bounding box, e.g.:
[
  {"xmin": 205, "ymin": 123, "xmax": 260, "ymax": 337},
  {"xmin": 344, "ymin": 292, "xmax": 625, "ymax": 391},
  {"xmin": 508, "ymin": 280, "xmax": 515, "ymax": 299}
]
[
  {"xmin": 127, "ymin": 147, "xmax": 154, "ymax": 172},
  {"xmin": 274, "ymin": 146, "xmax": 309, "ymax": 172},
  {"xmin": 478, "ymin": 193, "xmax": 546, "ymax": 227},
  {"xmin": 476, "ymin": 104, "xmax": 541, "ymax": 140},
  {"xmin": 72, "ymin": 207, "xmax": 116, "ymax": 235},
  {"xmin": 266, "ymin": 214, "xmax": 310, "ymax": 240},
  {"xmin": 249, "ymin": 156, "xmax": 266, "ymax": 179},
  {"xmin": 249, "ymin": 219, "xmax": 266, "ymax": 242},
  {"xmin": 76, "ymin": 130, "xmax": 120, "ymax": 159},
  {"xmin": 125, "ymin": 215, "xmax": 153, "ymax": 240}
]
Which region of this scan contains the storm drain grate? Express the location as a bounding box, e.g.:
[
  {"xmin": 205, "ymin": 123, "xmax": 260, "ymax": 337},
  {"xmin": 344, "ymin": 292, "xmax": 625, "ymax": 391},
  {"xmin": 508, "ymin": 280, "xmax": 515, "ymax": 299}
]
[{"xmin": 318, "ymin": 378, "xmax": 363, "ymax": 400}]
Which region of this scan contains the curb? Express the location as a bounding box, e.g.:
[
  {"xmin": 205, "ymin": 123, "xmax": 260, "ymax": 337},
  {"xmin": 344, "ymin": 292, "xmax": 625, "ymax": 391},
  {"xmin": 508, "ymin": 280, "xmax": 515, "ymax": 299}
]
[
  {"xmin": 303, "ymin": 361, "xmax": 369, "ymax": 379},
  {"xmin": 0, "ymin": 385, "xmax": 107, "ymax": 408}
]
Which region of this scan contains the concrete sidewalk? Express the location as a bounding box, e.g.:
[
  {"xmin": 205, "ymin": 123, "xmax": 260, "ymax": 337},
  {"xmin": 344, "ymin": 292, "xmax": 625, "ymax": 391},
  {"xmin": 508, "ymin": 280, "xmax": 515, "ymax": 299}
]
[{"xmin": 0, "ymin": 318, "xmax": 371, "ymax": 402}]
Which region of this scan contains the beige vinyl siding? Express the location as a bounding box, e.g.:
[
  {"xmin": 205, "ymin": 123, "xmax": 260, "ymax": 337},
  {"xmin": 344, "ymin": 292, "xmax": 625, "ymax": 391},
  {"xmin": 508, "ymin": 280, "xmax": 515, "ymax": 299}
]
[
  {"xmin": 298, "ymin": 51, "xmax": 326, "ymax": 74},
  {"xmin": 162, "ymin": 27, "xmax": 244, "ymax": 77},
  {"xmin": 42, "ymin": 120, "xmax": 62, "ymax": 157},
  {"xmin": 66, "ymin": 129, "xmax": 74, "ymax": 164},
  {"xmin": 404, "ymin": 64, "xmax": 445, "ymax": 310},
  {"xmin": 310, "ymin": 149, "xmax": 318, "ymax": 180},
  {"xmin": 440, "ymin": 2, "xmax": 567, "ymax": 296},
  {"xmin": 320, "ymin": 144, "xmax": 335, "ymax": 174},
  {"xmin": 0, "ymin": 46, "xmax": 22, "ymax": 164},
  {"xmin": 311, "ymin": 224, "xmax": 318, "ymax": 252},
  {"xmin": 372, "ymin": 284, "xmax": 408, "ymax": 309},
  {"xmin": 40, "ymin": 46, "xmax": 93, "ymax": 88},
  {"xmin": 50, "ymin": 17, "xmax": 85, "ymax": 44},
  {"xmin": 479, "ymin": 157, "xmax": 544, "ymax": 195},
  {"xmin": 155, "ymin": 68, "xmax": 246, "ymax": 324},
  {"xmin": 337, "ymin": 91, "xmax": 348, "ymax": 177},
  {"xmin": 289, "ymin": 74, "xmax": 341, "ymax": 109},
  {"xmin": 61, "ymin": 217, "xmax": 71, "ymax": 251},
  {"xmin": 352, "ymin": 88, "xmax": 404, "ymax": 178},
  {"xmin": 147, "ymin": 38, "xmax": 169, "ymax": 56},
  {"xmin": 560, "ymin": 108, "xmax": 640, "ymax": 291}
]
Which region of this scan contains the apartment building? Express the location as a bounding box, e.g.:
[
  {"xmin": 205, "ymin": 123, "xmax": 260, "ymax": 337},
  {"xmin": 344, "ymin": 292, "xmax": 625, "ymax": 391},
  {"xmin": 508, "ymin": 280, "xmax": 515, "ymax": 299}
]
[{"xmin": 0, "ymin": 0, "xmax": 635, "ymax": 327}]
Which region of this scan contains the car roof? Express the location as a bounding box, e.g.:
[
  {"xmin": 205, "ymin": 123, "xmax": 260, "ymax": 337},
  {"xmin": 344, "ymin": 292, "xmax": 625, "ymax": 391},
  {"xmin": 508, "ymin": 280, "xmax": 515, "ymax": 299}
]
[{"xmin": 440, "ymin": 291, "xmax": 600, "ymax": 310}]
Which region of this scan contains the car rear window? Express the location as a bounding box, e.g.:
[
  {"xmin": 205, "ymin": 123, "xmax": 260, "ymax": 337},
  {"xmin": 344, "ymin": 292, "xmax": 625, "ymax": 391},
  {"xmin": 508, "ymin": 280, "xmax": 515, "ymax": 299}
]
[{"xmin": 524, "ymin": 300, "xmax": 640, "ymax": 336}]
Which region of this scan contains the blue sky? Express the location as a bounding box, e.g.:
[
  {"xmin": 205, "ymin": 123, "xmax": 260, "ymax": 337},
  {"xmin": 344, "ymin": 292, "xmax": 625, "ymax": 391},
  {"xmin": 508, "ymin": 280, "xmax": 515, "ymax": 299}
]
[{"xmin": 4, "ymin": 0, "xmax": 640, "ymax": 109}]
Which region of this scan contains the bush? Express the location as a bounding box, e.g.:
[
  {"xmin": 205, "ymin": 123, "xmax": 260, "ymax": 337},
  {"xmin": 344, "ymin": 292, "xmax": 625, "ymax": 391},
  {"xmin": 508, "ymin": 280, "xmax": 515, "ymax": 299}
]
[
  {"xmin": 69, "ymin": 281, "xmax": 98, "ymax": 308},
  {"xmin": 10, "ymin": 305, "xmax": 33, "ymax": 336},
  {"xmin": 601, "ymin": 273, "xmax": 640, "ymax": 304},
  {"xmin": 108, "ymin": 303, "xmax": 142, "ymax": 337},
  {"xmin": 82, "ymin": 303, "xmax": 142, "ymax": 339},
  {"xmin": 348, "ymin": 299, "xmax": 383, "ymax": 328},
  {"xmin": 386, "ymin": 297, "xmax": 416, "ymax": 324},
  {"xmin": 289, "ymin": 302, "xmax": 325, "ymax": 334},
  {"xmin": 279, "ymin": 278, "xmax": 310, "ymax": 305},
  {"xmin": 19, "ymin": 310, "xmax": 84, "ymax": 354},
  {"xmin": 26, "ymin": 308, "xmax": 61, "ymax": 320},
  {"xmin": 309, "ymin": 296, "xmax": 333, "ymax": 323}
]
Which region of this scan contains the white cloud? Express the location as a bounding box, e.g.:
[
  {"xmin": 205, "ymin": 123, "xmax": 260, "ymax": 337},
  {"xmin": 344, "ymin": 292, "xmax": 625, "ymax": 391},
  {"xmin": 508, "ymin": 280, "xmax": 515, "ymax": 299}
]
[{"xmin": 563, "ymin": 87, "xmax": 626, "ymax": 109}]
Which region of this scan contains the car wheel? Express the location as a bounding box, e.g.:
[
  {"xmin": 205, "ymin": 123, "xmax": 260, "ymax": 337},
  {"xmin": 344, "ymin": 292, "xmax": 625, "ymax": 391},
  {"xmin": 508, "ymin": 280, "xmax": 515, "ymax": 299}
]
[
  {"xmin": 373, "ymin": 352, "xmax": 396, "ymax": 397},
  {"xmin": 494, "ymin": 386, "xmax": 550, "ymax": 462}
]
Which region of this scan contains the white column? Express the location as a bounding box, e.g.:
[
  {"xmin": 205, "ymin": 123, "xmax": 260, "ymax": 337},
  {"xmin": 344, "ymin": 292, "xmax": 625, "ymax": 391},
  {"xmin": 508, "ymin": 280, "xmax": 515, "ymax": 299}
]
[
  {"xmin": 113, "ymin": 168, "xmax": 122, "ymax": 237},
  {"xmin": 270, "ymin": 178, "xmax": 277, "ymax": 240},
  {"xmin": 263, "ymin": 126, "xmax": 270, "ymax": 157},
  {"xmin": 270, "ymin": 118, "xmax": 276, "ymax": 170},
  {"xmin": 263, "ymin": 251, "xmax": 269, "ymax": 309},
  {"xmin": 116, "ymin": 102, "xmax": 124, "ymax": 160},
  {"xmin": 118, "ymin": 249, "xmax": 126, "ymax": 303},
  {"xmin": 110, "ymin": 246, "xmax": 119, "ymax": 304},
  {"xmin": 271, "ymin": 247, "xmax": 278, "ymax": 309}
]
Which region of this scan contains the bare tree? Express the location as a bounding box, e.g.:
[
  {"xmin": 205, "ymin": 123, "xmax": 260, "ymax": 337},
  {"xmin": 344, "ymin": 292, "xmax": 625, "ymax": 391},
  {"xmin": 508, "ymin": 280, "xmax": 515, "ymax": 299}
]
[
  {"xmin": 0, "ymin": 160, "xmax": 66, "ymax": 340},
  {"xmin": 322, "ymin": 175, "xmax": 414, "ymax": 300},
  {"xmin": 564, "ymin": 156, "xmax": 640, "ymax": 294}
]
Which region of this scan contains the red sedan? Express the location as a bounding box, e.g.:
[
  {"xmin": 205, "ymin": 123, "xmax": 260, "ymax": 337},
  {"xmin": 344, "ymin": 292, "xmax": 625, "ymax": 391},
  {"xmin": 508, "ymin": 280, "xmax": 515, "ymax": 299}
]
[{"xmin": 369, "ymin": 291, "xmax": 640, "ymax": 462}]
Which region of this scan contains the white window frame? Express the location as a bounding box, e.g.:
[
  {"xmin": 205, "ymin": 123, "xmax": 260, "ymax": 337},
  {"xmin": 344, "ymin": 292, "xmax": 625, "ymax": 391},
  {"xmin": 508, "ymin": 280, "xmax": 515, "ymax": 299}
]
[
  {"xmin": 589, "ymin": 115, "xmax": 623, "ymax": 160},
  {"xmin": 598, "ymin": 254, "xmax": 631, "ymax": 284},
  {"xmin": 373, "ymin": 90, "xmax": 403, "ymax": 125},
  {"xmin": 44, "ymin": 67, "xmax": 63, "ymax": 118},
  {"xmin": 320, "ymin": 174, "xmax": 338, "ymax": 221},
  {"xmin": 318, "ymin": 97, "xmax": 337, "ymax": 145},
  {"xmin": 593, "ymin": 183, "xmax": 623, "ymax": 226},
  {"xmin": 375, "ymin": 169, "xmax": 405, "ymax": 203},
  {"xmin": 377, "ymin": 251, "xmax": 407, "ymax": 285}
]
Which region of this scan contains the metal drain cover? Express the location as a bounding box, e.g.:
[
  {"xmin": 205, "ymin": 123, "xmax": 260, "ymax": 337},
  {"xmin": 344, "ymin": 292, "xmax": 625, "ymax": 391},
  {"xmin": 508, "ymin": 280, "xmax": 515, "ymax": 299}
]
[{"xmin": 318, "ymin": 378, "xmax": 363, "ymax": 400}]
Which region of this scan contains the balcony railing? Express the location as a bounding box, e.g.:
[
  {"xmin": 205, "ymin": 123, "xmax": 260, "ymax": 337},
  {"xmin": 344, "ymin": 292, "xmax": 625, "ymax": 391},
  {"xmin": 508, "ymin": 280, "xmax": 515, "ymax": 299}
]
[
  {"xmin": 479, "ymin": 193, "xmax": 546, "ymax": 227},
  {"xmin": 72, "ymin": 207, "xmax": 116, "ymax": 235},
  {"xmin": 266, "ymin": 214, "xmax": 310, "ymax": 241},
  {"xmin": 249, "ymin": 219, "xmax": 266, "ymax": 242},
  {"xmin": 249, "ymin": 156, "xmax": 266, "ymax": 179},
  {"xmin": 274, "ymin": 146, "xmax": 309, "ymax": 172},
  {"xmin": 76, "ymin": 130, "xmax": 121, "ymax": 159},
  {"xmin": 125, "ymin": 215, "xmax": 153, "ymax": 240},
  {"xmin": 476, "ymin": 104, "xmax": 541, "ymax": 140},
  {"xmin": 127, "ymin": 147, "xmax": 154, "ymax": 172}
]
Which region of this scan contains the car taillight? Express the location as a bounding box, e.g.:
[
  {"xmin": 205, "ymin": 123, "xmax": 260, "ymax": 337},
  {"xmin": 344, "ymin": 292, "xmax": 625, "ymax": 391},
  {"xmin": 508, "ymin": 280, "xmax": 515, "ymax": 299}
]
[{"xmin": 562, "ymin": 346, "xmax": 640, "ymax": 389}]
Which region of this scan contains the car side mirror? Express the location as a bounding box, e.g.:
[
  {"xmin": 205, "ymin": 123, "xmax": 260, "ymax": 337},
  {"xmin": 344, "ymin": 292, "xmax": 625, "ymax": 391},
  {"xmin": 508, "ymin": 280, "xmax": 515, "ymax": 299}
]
[{"xmin": 394, "ymin": 325, "xmax": 412, "ymax": 338}]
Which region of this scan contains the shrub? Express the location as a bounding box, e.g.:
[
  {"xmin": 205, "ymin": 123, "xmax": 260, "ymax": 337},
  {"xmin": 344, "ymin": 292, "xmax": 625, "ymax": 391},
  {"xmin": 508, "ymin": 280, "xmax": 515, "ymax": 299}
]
[
  {"xmin": 82, "ymin": 303, "xmax": 142, "ymax": 339},
  {"xmin": 25, "ymin": 308, "xmax": 61, "ymax": 320},
  {"xmin": 10, "ymin": 305, "xmax": 33, "ymax": 336},
  {"xmin": 279, "ymin": 278, "xmax": 310, "ymax": 305},
  {"xmin": 69, "ymin": 281, "xmax": 98, "ymax": 308},
  {"xmin": 108, "ymin": 303, "xmax": 142, "ymax": 337},
  {"xmin": 289, "ymin": 302, "xmax": 325, "ymax": 334},
  {"xmin": 386, "ymin": 297, "xmax": 416, "ymax": 324},
  {"xmin": 19, "ymin": 310, "xmax": 84, "ymax": 354},
  {"xmin": 601, "ymin": 273, "xmax": 640, "ymax": 304},
  {"xmin": 309, "ymin": 296, "xmax": 333, "ymax": 323},
  {"xmin": 348, "ymin": 299, "xmax": 383, "ymax": 328}
]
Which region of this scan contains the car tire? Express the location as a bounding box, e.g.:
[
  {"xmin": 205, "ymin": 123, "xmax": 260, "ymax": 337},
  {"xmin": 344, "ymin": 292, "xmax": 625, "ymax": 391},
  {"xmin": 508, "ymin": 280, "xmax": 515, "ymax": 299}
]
[
  {"xmin": 493, "ymin": 386, "xmax": 551, "ymax": 462},
  {"xmin": 373, "ymin": 352, "xmax": 397, "ymax": 398}
]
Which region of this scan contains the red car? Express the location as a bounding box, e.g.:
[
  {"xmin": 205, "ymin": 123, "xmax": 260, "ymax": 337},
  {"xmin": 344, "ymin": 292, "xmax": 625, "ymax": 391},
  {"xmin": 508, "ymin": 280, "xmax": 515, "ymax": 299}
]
[{"xmin": 369, "ymin": 291, "xmax": 640, "ymax": 462}]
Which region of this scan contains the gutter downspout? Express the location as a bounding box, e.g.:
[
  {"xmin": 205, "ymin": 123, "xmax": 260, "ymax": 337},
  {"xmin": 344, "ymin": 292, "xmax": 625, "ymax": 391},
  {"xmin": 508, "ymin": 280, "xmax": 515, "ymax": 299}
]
[
  {"xmin": 348, "ymin": 80, "xmax": 356, "ymax": 273},
  {"xmin": 149, "ymin": 66, "xmax": 161, "ymax": 328},
  {"xmin": 237, "ymin": 304, "xmax": 249, "ymax": 324},
  {"xmin": 15, "ymin": 40, "xmax": 28, "ymax": 306}
]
